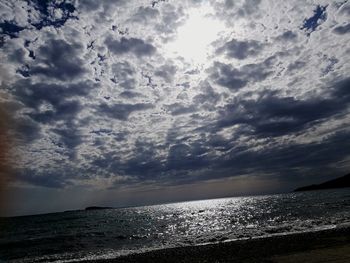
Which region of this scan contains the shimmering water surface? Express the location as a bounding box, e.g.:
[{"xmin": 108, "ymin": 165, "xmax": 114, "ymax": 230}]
[{"xmin": 1, "ymin": 189, "xmax": 349, "ymax": 262}]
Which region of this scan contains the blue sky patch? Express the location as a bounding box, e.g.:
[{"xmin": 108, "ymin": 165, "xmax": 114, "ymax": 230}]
[
  {"xmin": 302, "ymin": 5, "xmax": 327, "ymax": 34},
  {"xmin": 0, "ymin": 21, "xmax": 25, "ymax": 38}
]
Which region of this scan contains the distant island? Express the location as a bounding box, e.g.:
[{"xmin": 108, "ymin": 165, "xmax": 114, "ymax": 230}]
[
  {"xmin": 294, "ymin": 173, "xmax": 350, "ymax": 192},
  {"xmin": 85, "ymin": 206, "xmax": 113, "ymax": 210}
]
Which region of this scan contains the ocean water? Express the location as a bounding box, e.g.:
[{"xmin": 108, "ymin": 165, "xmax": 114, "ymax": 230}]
[{"xmin": 0, "ymin": 189, "xmax": 349, "ymax": 262}]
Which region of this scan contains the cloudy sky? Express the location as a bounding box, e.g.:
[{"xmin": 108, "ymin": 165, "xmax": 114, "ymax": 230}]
[{"xmin": 1, "ymin": 0, "xmax": 349, "ymax": 216}]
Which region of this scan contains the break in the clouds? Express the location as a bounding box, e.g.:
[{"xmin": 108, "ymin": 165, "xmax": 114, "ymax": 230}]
[{"xmin": 1, "ymin": 0, "xmax": 350, "ymax": 214}]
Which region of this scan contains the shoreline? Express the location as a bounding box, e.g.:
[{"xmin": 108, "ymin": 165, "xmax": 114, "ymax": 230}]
[{"xmin": 82, "ymin": 226, "xmax": 350, "ymax": 263}]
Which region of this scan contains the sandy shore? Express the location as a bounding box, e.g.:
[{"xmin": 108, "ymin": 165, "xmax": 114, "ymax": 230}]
[{"xmin": 84, "ymin": 227, "xmax": 350, "ymax": 263}]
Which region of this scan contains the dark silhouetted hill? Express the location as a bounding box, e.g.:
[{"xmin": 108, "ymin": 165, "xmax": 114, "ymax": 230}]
[{"xmin": 294, "ymin": 173, "xmax": 350, "ymax": 192}]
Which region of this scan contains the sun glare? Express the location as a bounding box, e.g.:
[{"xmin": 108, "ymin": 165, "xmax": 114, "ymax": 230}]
[{"xmin": 165, "ymin": 7, "xmax": 225, "ymax": 64}]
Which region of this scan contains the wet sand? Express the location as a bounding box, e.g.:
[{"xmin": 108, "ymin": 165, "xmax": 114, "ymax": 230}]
[{"xmin": 85, "ymin": 227, "xmax": 350, "ymax": 263}]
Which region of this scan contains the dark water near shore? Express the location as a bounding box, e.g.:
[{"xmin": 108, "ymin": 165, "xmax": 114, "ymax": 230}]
[{"xmin": 1, "ymin": 189, "xmax": 349, "ymax": 262}]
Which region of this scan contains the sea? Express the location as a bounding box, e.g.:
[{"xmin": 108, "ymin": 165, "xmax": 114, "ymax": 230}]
[{"xmin": 0, "ymin": 189, "xmax": 349, "ymax": 262}]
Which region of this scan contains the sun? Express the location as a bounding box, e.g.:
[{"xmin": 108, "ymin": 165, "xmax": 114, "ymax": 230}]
[{"xmin": 164, "ymin": 5, "xmax": 225, "ymax": 65}]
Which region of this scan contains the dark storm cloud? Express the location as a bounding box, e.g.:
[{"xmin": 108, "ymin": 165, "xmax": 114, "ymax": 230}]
[
  {"xmin": 14, "ymin": 125, "xmax": 350, "ymax": 190},
  {"xmin": 11, "ymin": 74, "xmax": 349, "ymax": 189},
  {"xmin": 155, "ymin": 63, "xmax": 177, "ymax": 82},
  {"xmin": 276, "ymin": 31, "xmax": 298, "ymax": 41},
  {"xmin": 15, "ymin": 169, "xmax": 71, "ymax": 188},
  {"xmin": 87, "ymin": 141, "xmax": 164, "ymax": 182},
  {"xmin": 155, "ymin": 128, "xmax": 350, "ymax": 188},
  {"xmin": 209, "ymin": 62, "xmax": 247, "ymax": 90},
  {"xmin": 130, "ymin": 6, "xmax": 160, "ymax": 24},
  {"xmin": 338, "ymin": 3, "xmax": 350, "ymax": 15},
  {"xmin": 89, "ymin": 154, "xmax": 117, "ymax": 173},
  {"xmin": 29, "ymin": 39, "xmax": 86, "ymax": 81},
  {"xmin": 166, "ymin": 102, "xmax": 197, "ymax": 116},
  {"xmin": 77, "ymin": 0, "xmax": 125, "ymax": 13},
  {"xmin": 154, "ymin": 3, "xmax": 185, "ymax": 41},
  {"xmin": 149, "ymin": 107, "xmax": 350, "ymax": 185},
  {"xmin": 104, "ymin": 140, "xmax": 210, "ymax": 184},
  {"xmin": 28, "ymin": 100, "xmax": 82, "ymax": 124},
  {"xmin": 193, "ymin": 83, "xmax": 221, "ymax": 111},
  {"xmin": 212, "ymin": 0, "xmax": 262, "ymax": 21},
  {"xmin": 333, "ymin": 23, "xmax": 350, "ymax": 34},
  {"xmin": 119, "ymin": 91, "xmax": 143, "ymax": 98},
  {"xmin": 116, "ymin": 141, "xmax": 164, "ymax": 179},
  {"xmin": 98, "ymin": 103, "xmax": 154, "ymax": 121},
  {"xmin": 105, "ymin": 36, "xmax": 156, "ymax": 57},
  {"xmin": 52, "ymin": 126, "xmax": 82, "ymax": 152},
  {"xmin": 237, "ymin": 0, "xmax": 262, "ymax": 17},
  {"xmin": 214, "ymin": 78, "xmax": 350, "ymax": 137},
  {"xmin": 287, "ymin": 60, "xmax": 307, "ymax": 72},
  {"xmin": 8, "ymin": 47, "xmax": 27, "ymax": 64},
  {"xmin": 332, "ymin": 77, "xmax": 350, "ymax": 99},
  {"xmin": 206, "ymin": 133, "xmax": 233, "ymax": 153},
  {"xmin": 13, "ymin": 116, "xmax": 42, "ymax": 143},
  {"xmin": 14, "ymin": 79, "xmax": 350, "ymax": 189},
  {"xmin": 216, "ymin": 129, "xmax": 350, "ymax": 180},
  {"xmin": 216, "ymin": 38, "xmax": 264, "ymax": 60},
  {"xmin": 94, "ymin": 125, "xmax": 350, "ymax": 188},
  {"xmin": 11, "ymin": 79, "xmax": 95, "ymax": 150},
  {"xmin": 90, "ymin": 128, "xmax": 210, "ymax": 183},
  {"xmin": 209, "ymin": 59, "xmax": 272, "ymax": 90},
  {"xmin": 14, "ymin": 80, "xmax": 93, "ymax": 112},
  {"xmin": 166, "ymin": 140, "xmax": 211, "ymax": 172}
]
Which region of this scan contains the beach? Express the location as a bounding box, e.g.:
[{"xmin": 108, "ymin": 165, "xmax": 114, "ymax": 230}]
[{"xmin": 86, "ymin": 227, "xmax": 350, "ymax": 263}]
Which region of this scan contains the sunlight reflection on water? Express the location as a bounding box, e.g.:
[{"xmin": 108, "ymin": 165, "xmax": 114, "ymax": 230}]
[{"xmin": 1, "ymin": 190, "xmax": 349, "ymax": 262}]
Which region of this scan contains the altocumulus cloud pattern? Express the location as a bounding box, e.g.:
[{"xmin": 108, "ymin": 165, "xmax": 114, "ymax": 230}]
[{"xmin": 0, "ymin": 0, "xmax": 350, "ymax": 213}]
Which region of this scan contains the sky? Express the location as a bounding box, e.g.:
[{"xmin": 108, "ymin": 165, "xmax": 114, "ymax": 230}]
[{"xmin": 0, "ymin": 0, "xmax": 349, "ymax": 216}]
